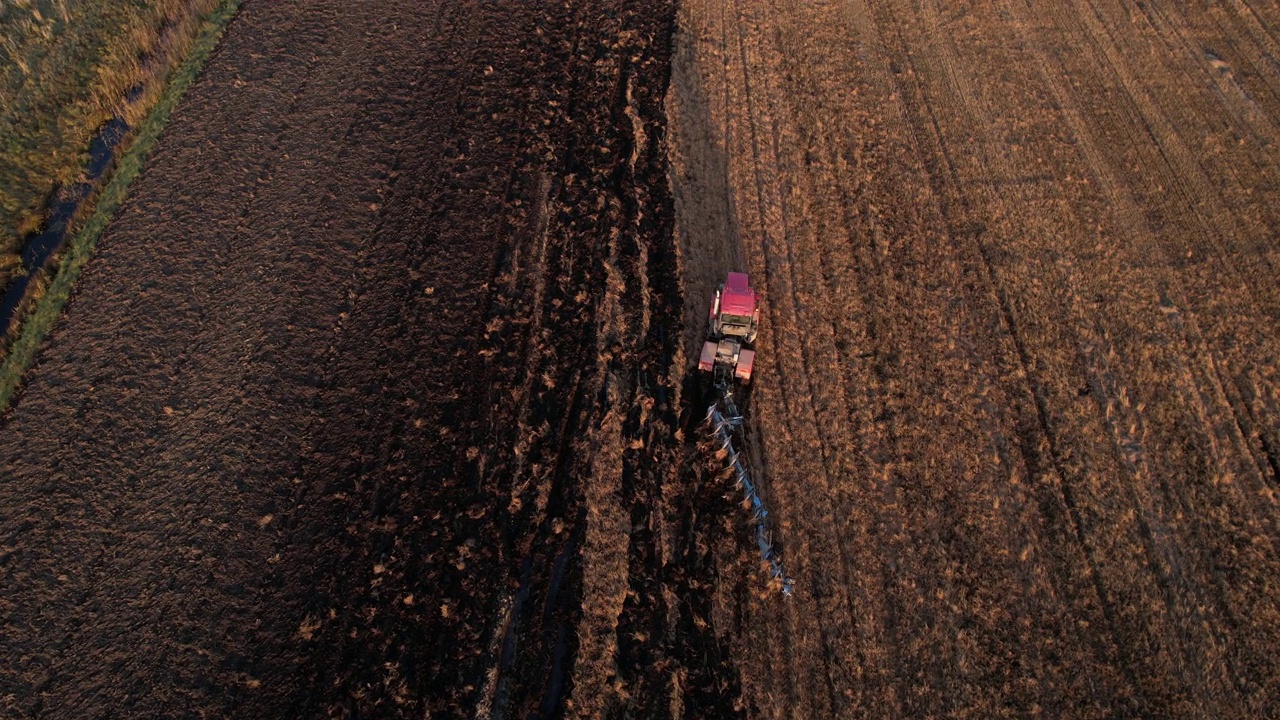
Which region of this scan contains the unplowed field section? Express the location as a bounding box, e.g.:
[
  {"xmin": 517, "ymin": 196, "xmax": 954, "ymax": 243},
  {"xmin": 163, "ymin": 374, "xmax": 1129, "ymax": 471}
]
[
  {"xmin": 668, "ymin": 0, "xmax": 1280, "ymax": 717},
  {"xmin": 1, "ymin": 1, "xmax": 689, "ymax": 717}
]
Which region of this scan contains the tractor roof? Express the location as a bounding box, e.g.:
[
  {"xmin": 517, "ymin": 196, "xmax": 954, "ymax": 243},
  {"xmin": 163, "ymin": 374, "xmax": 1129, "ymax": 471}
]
[{"xmin": 721, "ymin": 272, "xmax": 756, "ymax": 316}]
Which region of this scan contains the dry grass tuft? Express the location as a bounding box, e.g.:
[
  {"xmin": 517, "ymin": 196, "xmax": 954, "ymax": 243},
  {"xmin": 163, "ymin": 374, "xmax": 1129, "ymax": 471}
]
[
  {"xmin": 0, "ymin": 0, "xmax": 221, "ymax": 255},
  {"xmin": 0, "ymin": 0, "xmax": 243, "ymax": 410}
]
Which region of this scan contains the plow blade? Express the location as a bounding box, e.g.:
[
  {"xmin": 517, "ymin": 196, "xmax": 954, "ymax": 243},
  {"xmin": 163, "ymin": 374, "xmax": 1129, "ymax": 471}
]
[{"xmin": 703, "ymin": 397, "xmax": 794, "ymax": 596}]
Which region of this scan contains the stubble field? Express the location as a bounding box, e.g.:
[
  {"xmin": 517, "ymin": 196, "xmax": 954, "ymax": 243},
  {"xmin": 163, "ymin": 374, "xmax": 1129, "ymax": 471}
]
[{"xmin": 668, "ymin": 0, "xmax": 1280, "ymax": 717}]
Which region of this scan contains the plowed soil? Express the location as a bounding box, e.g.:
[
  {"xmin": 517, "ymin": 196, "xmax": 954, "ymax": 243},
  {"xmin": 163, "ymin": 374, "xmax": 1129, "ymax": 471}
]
[
  {"xmin": 0, "ymin": 1, "xmax": 698, "ymax": 717},
  {"xmin": 5, "ymin": 0, "xmax": 1280, "ymax": 718},
  {"xmin": 668, "ymin": 0, "xmax": 1280, "ymax": 717}
]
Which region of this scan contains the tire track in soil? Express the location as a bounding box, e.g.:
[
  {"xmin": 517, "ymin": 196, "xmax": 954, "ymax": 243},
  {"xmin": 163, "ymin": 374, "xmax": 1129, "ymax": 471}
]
[
  {"xmin": 812, "ymin": 0, "xmax": 1133, "ymax": 713},
  {"xmin": 870, "ymin": 0, "xmax": 1280, "ymax": 712},
  {"xmin": 815, "ymin": 3, "xmax": 1064, "ymax": 713},
  {"xmin": 747, "ymin": 0, "xmax": 1070, "ymax": 707},
  {"xmin": 730, "ymin": 0, "xmax": 880, "ymax": 714},
  {"xmin": 699, "ymin": 0, "xmax": 817, "ymax": 714},
  {"xmin": 669, "ymin": 0, "xmax": 1280, "ymax": 717},
  {"xmin": 991, "ymin": 2, "xmax": 1280, "ymax": 710},
  {"xmin": 673, "ymin": 0, "xmax": 908, "ymax": 716},
  {"xmin": 867, "ymin": 0, "xmax": 1189, "ymax": 711}
]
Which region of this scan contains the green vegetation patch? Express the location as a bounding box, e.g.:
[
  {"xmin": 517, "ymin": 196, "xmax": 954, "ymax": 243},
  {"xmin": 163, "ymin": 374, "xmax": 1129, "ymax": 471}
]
[
  {"xmin": 2, "ymin": 0, "xmax": 215, "ymax": 260},
  {"xmin": 0, "ymin": 0, "xmax": 243, "ymax": 411}
]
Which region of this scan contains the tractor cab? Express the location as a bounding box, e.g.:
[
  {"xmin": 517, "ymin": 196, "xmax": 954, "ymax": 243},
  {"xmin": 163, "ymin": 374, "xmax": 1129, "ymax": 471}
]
[{"xmin": 698, "ymin": 272, "xmax": 760, "ymax": 383}]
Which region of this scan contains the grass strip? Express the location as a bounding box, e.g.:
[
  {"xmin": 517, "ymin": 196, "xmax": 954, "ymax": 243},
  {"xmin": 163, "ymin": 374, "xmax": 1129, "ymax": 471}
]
[{"xmin": 0, "ymin": 0, "xmax": 243, "ymax": 412}]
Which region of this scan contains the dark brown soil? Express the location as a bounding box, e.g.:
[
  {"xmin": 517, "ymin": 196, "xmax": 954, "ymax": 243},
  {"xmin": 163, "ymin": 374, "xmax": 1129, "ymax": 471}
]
[
  {"xmin": 10, "ymin": 0, "xmax": 1280, "ymax": 717},
  {"xmin": 0, "ymin": 1, "xmax": 709, "ymax": 717}
]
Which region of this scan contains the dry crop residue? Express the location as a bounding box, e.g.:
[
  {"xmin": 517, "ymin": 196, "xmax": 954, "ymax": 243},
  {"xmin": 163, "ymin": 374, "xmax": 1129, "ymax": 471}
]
[{"xmin": 668, "ymin": 0, "xmax": 1280, "ymax": 717}]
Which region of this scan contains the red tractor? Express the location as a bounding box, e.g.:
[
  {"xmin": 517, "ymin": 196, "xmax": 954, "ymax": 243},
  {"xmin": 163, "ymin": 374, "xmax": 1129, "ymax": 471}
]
[{"xmin": 698, "ymin": 272, "xmax": 760, "ymax": 384}]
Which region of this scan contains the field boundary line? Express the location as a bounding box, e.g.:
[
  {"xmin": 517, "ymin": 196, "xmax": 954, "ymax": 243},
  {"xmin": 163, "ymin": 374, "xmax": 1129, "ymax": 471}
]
[{"xmin": 0, "ymin": 0, "xmax": 244, "ymax": 413}]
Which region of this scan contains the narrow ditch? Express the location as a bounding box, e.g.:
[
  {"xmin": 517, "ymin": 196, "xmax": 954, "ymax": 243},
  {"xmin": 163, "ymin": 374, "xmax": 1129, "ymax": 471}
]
[{"xmin": 0, "ymin": 110, "xmax": 132, "ymax": 335}]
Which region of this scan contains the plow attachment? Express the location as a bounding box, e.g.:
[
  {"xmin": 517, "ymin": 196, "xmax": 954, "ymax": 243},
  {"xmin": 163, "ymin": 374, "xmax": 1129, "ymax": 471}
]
[{"xmin": 703, "ymin": 394, "xmax": 795, "ymax": 597}]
